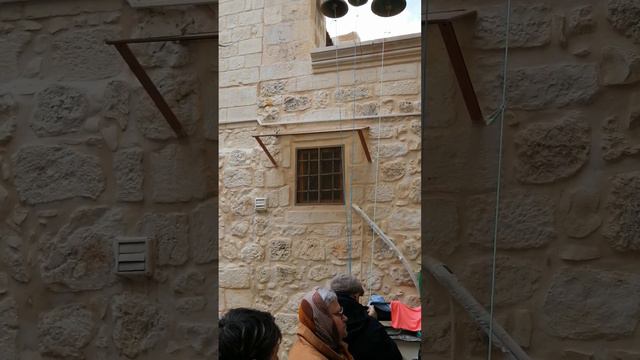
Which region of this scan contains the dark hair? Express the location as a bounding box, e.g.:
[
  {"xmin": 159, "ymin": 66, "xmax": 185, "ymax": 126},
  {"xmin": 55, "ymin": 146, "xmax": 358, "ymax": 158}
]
[{"xmin": 219, "ymin": 308, "xmax": 282, "ymax": 360}]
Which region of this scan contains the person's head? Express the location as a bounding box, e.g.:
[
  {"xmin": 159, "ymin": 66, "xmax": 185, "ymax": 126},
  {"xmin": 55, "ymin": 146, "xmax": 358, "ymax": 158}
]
[
  {"xmin": 330, "ymin": 274, "xmax": 365, "ymax": 300},
  {"xmin": 219, "ymin": 308, "xmax": 282, "ymax": 360},
  {"xmin": 298, "ymin": 287, "xmax": 348, "ymax": 348}
]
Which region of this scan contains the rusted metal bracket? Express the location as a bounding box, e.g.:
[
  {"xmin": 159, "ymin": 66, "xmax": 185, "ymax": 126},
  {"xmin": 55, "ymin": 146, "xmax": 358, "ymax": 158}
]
[
  {"xmin": 427, "ymin": 10, "xmax": 483, "ymax": 124},
  {"xmin": 105, "ymin": 32, "xmax": 218, "ymax": 138},
  {"xmin": 252, "ymin": 126, "xmax": 372, "ymax": 168}
]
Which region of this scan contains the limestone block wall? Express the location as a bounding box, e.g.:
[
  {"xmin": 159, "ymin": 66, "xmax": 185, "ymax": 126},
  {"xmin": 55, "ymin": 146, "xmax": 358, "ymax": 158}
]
[
  {"xmin": 0, "ymin": 1, "xmax": 217, "ymax": 359},
  {"xmin": 218, "ymin": 0, "xmax": 422, "ymax": 356},
  {"xmin": 423, "ymin": 0, "xmax": 640, "ymax": 359}
]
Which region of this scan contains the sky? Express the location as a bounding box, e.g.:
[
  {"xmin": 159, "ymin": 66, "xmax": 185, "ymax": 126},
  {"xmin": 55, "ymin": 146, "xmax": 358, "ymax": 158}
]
[{"xmin": 325, "ymin": 0, "xmax": 421, "ymax": 42}]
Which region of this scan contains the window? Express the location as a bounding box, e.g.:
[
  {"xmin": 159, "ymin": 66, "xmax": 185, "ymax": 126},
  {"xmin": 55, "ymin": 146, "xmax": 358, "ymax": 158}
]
[{"xmin": 296, "ymin": 146, "xmax": 344, "ymax": 204}]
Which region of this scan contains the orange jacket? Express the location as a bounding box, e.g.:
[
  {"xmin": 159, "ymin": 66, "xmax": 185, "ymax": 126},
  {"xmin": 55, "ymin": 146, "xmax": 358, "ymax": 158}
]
[{"xmin": 288, "ymin": 323, "xmax": 354, "ymax": 360}]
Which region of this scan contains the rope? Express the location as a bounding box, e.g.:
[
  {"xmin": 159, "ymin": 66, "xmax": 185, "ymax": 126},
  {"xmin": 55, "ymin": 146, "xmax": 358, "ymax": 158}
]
[
  {"xmin": 487, "ymin": 0, "xmax": 512, "ymax": 359},
  {"xmin": 366, "ymin": 30, "xmax": 388, "ymax": 301},
  {"xmin": 345, "ymin": 10, "xmax": 362, "ymax": 276}
]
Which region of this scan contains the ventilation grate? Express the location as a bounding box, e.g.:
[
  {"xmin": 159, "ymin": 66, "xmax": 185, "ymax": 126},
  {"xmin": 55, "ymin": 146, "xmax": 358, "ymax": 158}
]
[{"xmin": 114, "ymin": 237, "xmax": 152, "ymax": 276}]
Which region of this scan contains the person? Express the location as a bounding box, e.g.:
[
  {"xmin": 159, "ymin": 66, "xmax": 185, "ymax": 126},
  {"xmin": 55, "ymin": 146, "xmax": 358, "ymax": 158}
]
[
  {"xmin": 330, "ymin": 274, "xmax": 403, "ymax": 360},
  {"xmin": 219, "ymin": 307, "xmax": 282, "ymax": 360},
  {"xmin": 289, "ymin": 287, "xmax": 354, "ymax": 360}
]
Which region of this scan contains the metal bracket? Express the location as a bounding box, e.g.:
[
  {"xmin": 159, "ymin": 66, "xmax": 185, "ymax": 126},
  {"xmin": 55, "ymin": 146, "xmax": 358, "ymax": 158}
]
[
  {"xmin": 427, "ymin": 10, "xmax": 484, "ymax": 124},
  {"xmin": 252, "ymin": 126, "xmax": 372, "ymax": 167},
  {"xmin": 105, "ymin": 32, "xmax": 218, "ymax": 138}
]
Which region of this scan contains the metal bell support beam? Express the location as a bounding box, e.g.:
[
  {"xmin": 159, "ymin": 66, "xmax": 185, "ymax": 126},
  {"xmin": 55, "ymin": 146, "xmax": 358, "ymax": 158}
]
[
  {"xmin": 348, "ymin": 0, "xmax": 368, "ymax": 6},
  {"xmin": 320, "ymin": 0, "xmax": 349, "ymax": 18},
  {"xmin": 371, "ymin": 0, "xmax": 406, "ymax": 17}
]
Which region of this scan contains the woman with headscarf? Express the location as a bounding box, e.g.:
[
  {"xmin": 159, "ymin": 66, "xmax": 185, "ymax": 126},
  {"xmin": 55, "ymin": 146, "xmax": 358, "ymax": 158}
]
[{"xmin": 288, "ymin": 287, "xmax": 354, "ymax": 360}]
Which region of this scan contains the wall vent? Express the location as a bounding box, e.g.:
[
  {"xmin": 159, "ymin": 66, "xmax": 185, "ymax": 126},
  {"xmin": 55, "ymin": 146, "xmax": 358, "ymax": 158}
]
[
  {"xmin": 114, "ymin": 237, "xmax": 152, "ymax": 276},
  {"xmin": 255, "ymin": 197, "xmax": 267, "ymax": 211}
]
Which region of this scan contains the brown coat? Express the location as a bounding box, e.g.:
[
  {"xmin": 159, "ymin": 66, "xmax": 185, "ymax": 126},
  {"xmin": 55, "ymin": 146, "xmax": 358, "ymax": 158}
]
[{"xmin": 288, "ymin": 323, "xmax": 354, "ymax": 360}]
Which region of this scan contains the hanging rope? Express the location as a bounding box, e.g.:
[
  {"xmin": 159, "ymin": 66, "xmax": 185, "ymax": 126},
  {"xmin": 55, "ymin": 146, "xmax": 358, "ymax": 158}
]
[
  {"xmin": 487, "ymin": 0, "xmax": 512, "ymax": 359},
  {"xmin": 345, "ymin": 9, "xmax": 362, "ymax": 276},
  {"xmin": 366, "ymin": 30, "xmax": 388, "ymax": 301}
]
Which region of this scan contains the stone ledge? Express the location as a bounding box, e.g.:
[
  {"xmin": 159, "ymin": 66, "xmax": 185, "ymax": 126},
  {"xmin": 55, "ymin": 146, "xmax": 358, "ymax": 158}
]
[{"xmin": 311, "ymin": 33, "xmax": 420, "ymax": 73}]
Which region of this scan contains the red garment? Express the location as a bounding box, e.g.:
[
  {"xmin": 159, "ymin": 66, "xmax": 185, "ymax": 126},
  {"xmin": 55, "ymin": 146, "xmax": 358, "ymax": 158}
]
[{"xmin": 390, "ymin": 301, "xmax": 421, "ymax": 332}]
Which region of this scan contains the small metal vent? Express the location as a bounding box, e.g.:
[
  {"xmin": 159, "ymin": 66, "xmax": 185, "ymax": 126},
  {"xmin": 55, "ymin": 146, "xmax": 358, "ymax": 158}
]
[
  {"xmin": 114, "ymin": 237, "xmax": 151, "ymax": 276},
  {"xmin": 255, "ymin": 197, "xmax": 267, "ymax": 211}
]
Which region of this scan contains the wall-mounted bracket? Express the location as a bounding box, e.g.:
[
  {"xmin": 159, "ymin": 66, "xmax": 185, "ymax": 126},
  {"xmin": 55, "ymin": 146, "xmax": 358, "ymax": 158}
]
[
  {"xmin": 427, "ymin": 9, "xmax": 483, "ymax": 124},
  {"xmin": 105, "ymin": 32, "xmax": 218, "ymax": 138},
  {"xmin": 252, "ymin": 126, "xmax": 372, "ymax": 167}
]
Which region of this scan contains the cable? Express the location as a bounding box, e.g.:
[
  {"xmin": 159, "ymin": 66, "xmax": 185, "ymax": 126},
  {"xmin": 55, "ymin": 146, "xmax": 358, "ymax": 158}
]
[{"xmin": 487, "ymin": 0, "xmax": 512, "ymax": 359}]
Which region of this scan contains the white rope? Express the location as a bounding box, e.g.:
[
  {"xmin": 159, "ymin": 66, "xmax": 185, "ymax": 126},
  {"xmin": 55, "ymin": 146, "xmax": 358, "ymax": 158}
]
[
  {"xmin": 367, "ymin": 30, "xmax": 388, "ymax": 301},
  {"xmin": 487, "ymin": 0, "xmax": 512, "ymax": 359},
  {"xmin": 345, "ymin": 10, "xmax": 361, "ymax": 276}
]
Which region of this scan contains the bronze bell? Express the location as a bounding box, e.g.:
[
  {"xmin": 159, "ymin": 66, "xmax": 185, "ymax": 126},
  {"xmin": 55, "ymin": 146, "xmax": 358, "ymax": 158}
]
[
  {"xmin": 348, "ymin": 0, "xmax": 368, "ymax": 6},
  {"xmin": 320, "ymin": 0, "xmax": 349, "ymax": 18},
  {"xmin": 371, "ymin": 0, "xmax": 406, "ymax": 17}
]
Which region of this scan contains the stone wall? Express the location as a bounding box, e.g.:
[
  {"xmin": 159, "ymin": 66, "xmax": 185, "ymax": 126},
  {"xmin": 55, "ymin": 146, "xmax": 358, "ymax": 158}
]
[
  {"xmin": 0, "ymin": 1, "xmax": 217, "ymax": 359},
  {"xmin": 424, "ymin": 0, "xmax": 640, "ymax": 359},
  {"xmin": 218, "ymin": 0, "xmax": 421, "ymax": 357}
]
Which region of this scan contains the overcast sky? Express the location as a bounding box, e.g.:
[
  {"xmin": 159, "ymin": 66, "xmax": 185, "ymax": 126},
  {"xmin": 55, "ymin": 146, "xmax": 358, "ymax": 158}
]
[{"xmin": 325, "ymin": 0, "xmax": 421, "ymax": 42}]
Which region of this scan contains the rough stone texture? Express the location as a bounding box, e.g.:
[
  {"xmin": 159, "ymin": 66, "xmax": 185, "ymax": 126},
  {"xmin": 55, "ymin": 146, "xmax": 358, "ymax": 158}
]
[
  {"xmin": 474, "ymin": 4, "xmax": 551, "ymax": 49},
  {"xmin": 37, "ymin": 304, "xmax": 93, "ymax": 359},
  {"xmin": 39, "ymin": 207, "xmax": 122, "ymax": 291},
  {"xmin": 269, "ymin": 239, "xmax": 292, "ymax": 261},
  {"xmin": 223, "ymin": 168, "xmax": 253, "ymax": 188},
  {"xmin": 602, "ymin": 116, "xmax": 640, "ymax": 162},
  {"xmin": 567, "ymin": 5, "xmax": 596, "ymax": 35},
  {"xmin": 424, "ymin": 197, "xmax": 459, "ymax": 255},
  {"xmin": 133, "ymin": 41, "xmax": 190, "ymax": 69},
  {"xmin": 467, "ymin": 191, "xmax": 555, "ymax": 249},
  {"xmin": 292, "ymin": 238, "xmax": 325, "ymax": 260},
  {"xmin": 542, "ymin": 269, "xmax": 640, "ymax": 339},
  {"xmin": 102, "ymin": 80, "xmax": 129, "ymax": 130},
  {"xmin": 114, "ymin": 148, "xmax": 143, "ymax": 202},
  {"xmin": 334, "ymin": 86, "xmax": 370, "ymax": 102},
  {"xmin": 505, "ymin": 64, "xmax": 599, "ymax": 110},
  {"xmin": 112, "ymin": 293, "xmax": 167, "ymax": 358},
  {"xmin": 50, "ymin": 27, "xmax": 121, "ymax": 80},
  {"xmin": 150, "ymin": 144, "xmax": 210, "ymax": 203},
  {"xmin": 463, "ymin": 256, "xmax": 542, "ymax": 306},
  {"xmin": 0, "ymin": 296, "xmax": 18, "ymax": 360},
  {"xmin": 189, "ymin": 201, "xmax": 217, "ymax": 264},
  {"xmin": 173, "ymin": 269, "xmax": 205, "ymax": 295},
  {"xmin": 219, "ymin": 267, "xmax": 251, "ymax": 289},
  {"xmin": 30, "ymin": 84, "xmax": 89, "ymax": 137},
  {"xmin": 13, "ymin": 145, "xmax": 105, "ymax": 204},
  {"xmin": 1, "ymin": 230, "xmax": 29, "ymax": 283},
  {"xmin": 558, "ymin": 187, "xmax": 602, "ymax": 238},
  {"xmin": 0, "ymin": 93, "xmax": 18, "ymax": 144},
  {"xmin": 176, "ymin": 297, "xmax": 207, "ymax": 314},
  {"xmin": 607, "ymin": 0, "xmax": 640, "ymax": 43},
  {"xmin": 381, "ymin": 160, "xmax": 406, "ymax": 182},
  {"xmin": 139, "ymin": 212, "xmax": 189, "ymax": 266},
  {"xmin": 607, "ymin": 350, "xmax": 640, "ymax": 360},
  {"xmin": 283, "ymin": 95, "xmax": 311, "ymax": 112},
  {"xmin": 603, "ymin": 171, "xmax": 640, "ymax": 251},
  {"xmin": 0, "ymin": 31, "xmax": 30, "ymax": 82},
  {"xmin": 515, "ymin": 117, "xmax": 590, "ymax": 184},
  {"xmin": 601, "ymin": 47, "xmax": 640, "ymax": 85},
  {"xmin": 389, "ymin": 208, "xmax": 420, "ymax": 230},
  {"xmin": 176, "ymin": 323, "xmax": 215, "ymax": 356}
]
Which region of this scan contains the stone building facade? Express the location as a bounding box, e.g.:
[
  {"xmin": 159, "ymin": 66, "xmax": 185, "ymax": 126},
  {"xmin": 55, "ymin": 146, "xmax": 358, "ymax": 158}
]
[
  {"xmin": 0, "ymin": 0, "xmax": 217, "ymax": 359},
  {"xmin": 423, "ymin": 0, "xmax": 640, "ymax": 359},
  {"xmin": 218, "ymin": 0, "xmax": 422, "ymax": 356}
]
